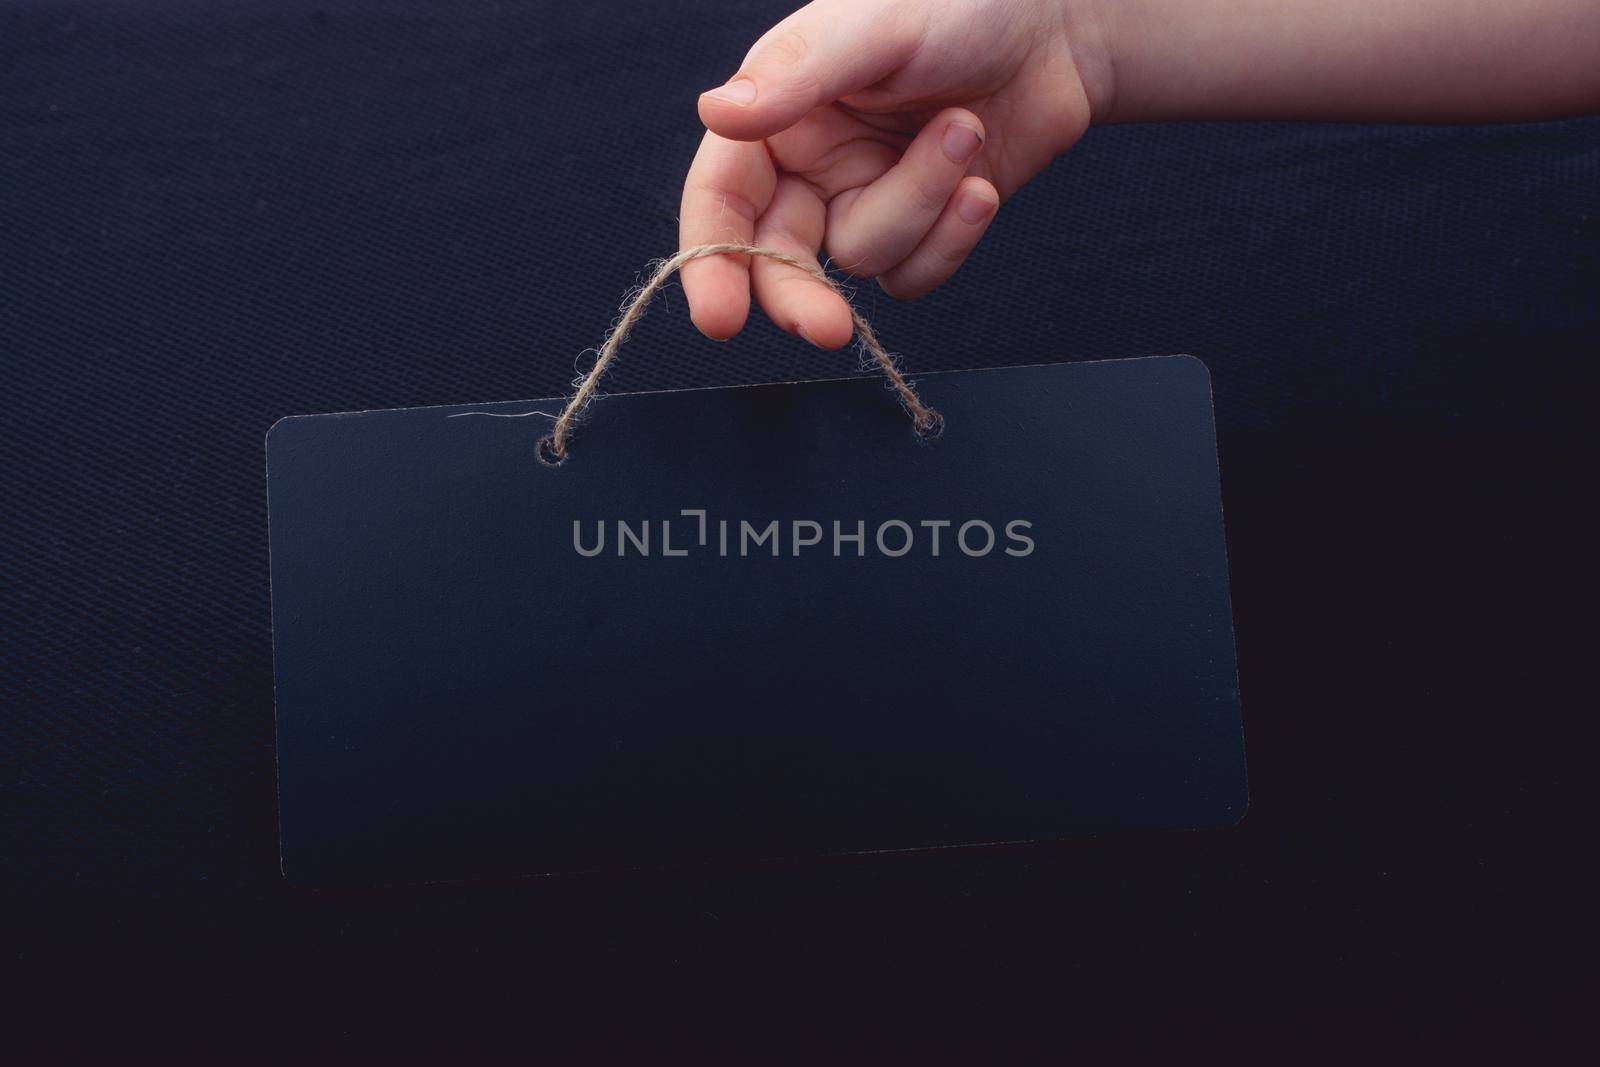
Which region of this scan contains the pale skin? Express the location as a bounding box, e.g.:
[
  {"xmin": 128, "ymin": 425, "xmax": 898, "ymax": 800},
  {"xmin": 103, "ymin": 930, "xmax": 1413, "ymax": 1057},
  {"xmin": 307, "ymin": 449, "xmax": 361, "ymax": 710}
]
[{"xmin": 680, "ymin": 0, "xmax": 1600, "ymax": 348}]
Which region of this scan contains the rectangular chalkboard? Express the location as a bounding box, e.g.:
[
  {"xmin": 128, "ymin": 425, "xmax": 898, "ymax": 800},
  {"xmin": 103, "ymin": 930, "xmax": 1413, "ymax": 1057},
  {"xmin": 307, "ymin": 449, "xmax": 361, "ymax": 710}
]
[{"xmin": 267, "ymin": 356, "xmax": 1247, "ymax": 887}]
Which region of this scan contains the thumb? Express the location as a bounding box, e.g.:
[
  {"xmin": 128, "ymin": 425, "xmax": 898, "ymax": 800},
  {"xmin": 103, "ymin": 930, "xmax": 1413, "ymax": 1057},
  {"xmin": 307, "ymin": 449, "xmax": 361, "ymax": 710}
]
[{"xmin": 698, "ymin": 0, "xmax": 925, "ymax": 142}]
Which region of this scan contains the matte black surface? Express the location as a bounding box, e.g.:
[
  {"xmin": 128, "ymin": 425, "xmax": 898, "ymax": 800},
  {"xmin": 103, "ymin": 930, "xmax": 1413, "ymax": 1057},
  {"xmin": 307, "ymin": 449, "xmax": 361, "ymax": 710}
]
[
  {"xmin": 268, "ymin": 359, "xmax": 1245, "ymax": 886},
  {"xmin": 3, "ymin": 0, "xmax": 1594, "ymax": 1054}
]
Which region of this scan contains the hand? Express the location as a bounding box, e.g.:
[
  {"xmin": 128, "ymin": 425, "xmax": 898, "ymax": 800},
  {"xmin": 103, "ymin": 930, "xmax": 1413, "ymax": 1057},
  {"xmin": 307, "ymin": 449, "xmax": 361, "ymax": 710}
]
[
  {"xmin": 679, "ymin": 0, "xmax": 1100, "ymax": 348},
  {"xmin": 679, "ymin": 0, "xmax": 1600, "ymax": 349}
]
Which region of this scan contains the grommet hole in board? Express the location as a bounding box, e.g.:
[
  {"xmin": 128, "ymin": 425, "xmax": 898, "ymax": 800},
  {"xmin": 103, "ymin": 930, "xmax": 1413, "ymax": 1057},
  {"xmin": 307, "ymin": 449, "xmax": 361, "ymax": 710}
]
[{"xmin": 535, "ymin": 435, "xmax": 567, "ymax": 468}]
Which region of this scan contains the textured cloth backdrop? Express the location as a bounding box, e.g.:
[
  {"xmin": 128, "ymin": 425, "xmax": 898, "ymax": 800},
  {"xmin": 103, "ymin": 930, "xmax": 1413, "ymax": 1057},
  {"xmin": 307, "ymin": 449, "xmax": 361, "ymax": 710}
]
[{"xmin": 2, "ymin": 0, "xmax": 1594, "ymax": 1053}]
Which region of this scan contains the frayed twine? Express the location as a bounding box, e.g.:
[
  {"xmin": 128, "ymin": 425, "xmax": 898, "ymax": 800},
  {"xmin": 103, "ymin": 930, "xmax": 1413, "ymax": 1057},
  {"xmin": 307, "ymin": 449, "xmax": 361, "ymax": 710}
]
[{"xmin": 543, "ymin": 244, "xmax": 943, "ymax": 462}]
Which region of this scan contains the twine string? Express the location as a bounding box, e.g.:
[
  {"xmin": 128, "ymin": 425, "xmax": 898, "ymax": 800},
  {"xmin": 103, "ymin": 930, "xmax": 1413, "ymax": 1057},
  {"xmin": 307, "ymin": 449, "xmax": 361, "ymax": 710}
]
[{"xmin": 544, "ymin": 243, "xmax": 942, "ymax": 461}]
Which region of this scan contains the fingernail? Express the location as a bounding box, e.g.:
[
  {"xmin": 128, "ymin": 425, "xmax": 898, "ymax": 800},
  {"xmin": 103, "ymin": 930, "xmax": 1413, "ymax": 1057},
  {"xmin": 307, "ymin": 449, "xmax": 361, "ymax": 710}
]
[
  {"xmin": 703, "ymin": 77, "xmax": 757, "ymax": 107},
  {"xmin": 941, "ymin": 122, "xmax": 983, "ymax": 164},
  {"xmin": 956, "ymin": 189, "xmax": 997, "ymax": 225},
  {"xmin": 796, "ymin": 323, "xmax": 819, "ymax": 347}
]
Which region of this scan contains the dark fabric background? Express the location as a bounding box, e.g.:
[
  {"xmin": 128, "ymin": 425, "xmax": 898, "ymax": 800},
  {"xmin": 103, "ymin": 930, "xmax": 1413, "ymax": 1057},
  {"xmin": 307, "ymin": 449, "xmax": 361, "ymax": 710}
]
[{"xmin": 3, "ymin": 0, "xmax": 1595, "ymax": 1056}]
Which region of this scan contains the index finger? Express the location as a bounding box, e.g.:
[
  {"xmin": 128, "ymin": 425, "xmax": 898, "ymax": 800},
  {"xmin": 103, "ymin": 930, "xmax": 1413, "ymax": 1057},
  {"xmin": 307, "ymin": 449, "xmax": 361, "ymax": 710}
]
[{"xmin": 679, "ymin": 131, "xmax": 776, "ymax": 341}]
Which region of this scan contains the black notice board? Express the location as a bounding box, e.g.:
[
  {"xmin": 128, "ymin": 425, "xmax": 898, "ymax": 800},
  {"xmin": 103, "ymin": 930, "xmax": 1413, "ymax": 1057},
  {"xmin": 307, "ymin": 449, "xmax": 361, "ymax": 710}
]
[{"xmin": 267, "ymin": 356, "xmax": 1246, "ymax": 887}]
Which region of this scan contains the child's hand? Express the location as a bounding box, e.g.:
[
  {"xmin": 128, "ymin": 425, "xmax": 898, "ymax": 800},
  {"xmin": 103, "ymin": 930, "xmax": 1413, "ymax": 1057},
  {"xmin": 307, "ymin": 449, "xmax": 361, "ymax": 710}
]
[
  {"xmin": 678, "ymin": 0, "xmax": 1101, "ymax": 348},
  {"xmin": 680, "ymin": 0, "xmax": 1600, "ymax": 348}
]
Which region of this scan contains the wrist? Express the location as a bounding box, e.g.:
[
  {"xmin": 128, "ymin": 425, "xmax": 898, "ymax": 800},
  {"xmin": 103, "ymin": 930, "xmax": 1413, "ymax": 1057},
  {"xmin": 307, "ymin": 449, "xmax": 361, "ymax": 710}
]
[{"xmin": 1057, "ymin": 0, "xmax": 1120, "ymax": 125}]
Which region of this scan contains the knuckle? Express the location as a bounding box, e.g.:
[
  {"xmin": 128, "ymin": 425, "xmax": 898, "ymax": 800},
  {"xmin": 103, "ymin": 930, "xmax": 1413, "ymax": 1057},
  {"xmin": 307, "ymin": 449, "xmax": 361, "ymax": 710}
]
[
  {"xmin": 757, "ymin": 29, "xmax": 811, "ymax": 71},
  {"xmin": 932, "ymin": 238, "xmax": 968, "ymax": 267},
  {"xmin": 825, "ymin": 235, "xmax": 881, "ymax": 278},
  {"xmin": 907, "ymin": 175, "xmax": 948, "ymax": 213},
  {"xmin": 687, "ymin": 183, "xmax": 762, "ymax": 228},
  {"xmin": 841, "ymin": 254, "xmax": 885, "ymax": 279}
]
